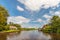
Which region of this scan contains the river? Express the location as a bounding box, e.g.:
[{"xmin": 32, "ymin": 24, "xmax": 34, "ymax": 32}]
[{"xmin": 0, "ymin": 30, "xmax": 60, "ymax": 40}]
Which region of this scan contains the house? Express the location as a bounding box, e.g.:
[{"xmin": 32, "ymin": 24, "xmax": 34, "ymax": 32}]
[
  {"xmin": 10, "ymin": 26, "xmax": 17, "ymax": 30},
  {"xmin": 42, "ymin": 25, "xmax": 48, "ymax": 29}
]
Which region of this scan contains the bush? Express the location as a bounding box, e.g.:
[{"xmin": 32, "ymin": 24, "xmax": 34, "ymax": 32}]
[{"xmin": 57, "ymin": 29, "xmax": 60, "ymax": 33}]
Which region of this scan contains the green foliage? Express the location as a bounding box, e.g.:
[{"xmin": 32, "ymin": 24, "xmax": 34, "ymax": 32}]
[
  {"xmin": 4, "ymin": 25, "xmax": 10, "ymax": 30},
  {"xmin": 0, "ymin": 6, "xmax": 21, "ymax": 31},
  {"xmin": 0, "ymin": 6, "xmax": 9, "ymax": 31},
  {"xmin": 13, "ymin": 24, "xmax": 21, "ymax": 30},
  {"xmin": 57, "ymin": 29, "xmax": 60, "ymax": 33},
  {"xmin": 9, "ymin": 22, "xmax": 21, "ymax": 30},
  {"xmin": 42, "ymin": 25, "xmax": 52, "ymax": 33},
  {"xmin": 42, "ymin": 16, "xmax": 60, "ymax": 33},
  {"xmin": 21, "ymin": 28, "xmax": 37, "ymax": 31}
]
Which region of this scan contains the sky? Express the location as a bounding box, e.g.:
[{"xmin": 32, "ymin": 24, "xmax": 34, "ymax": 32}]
[{"xmin": 0, "ymin": 0, "xmax": 60, "ymax": 28}]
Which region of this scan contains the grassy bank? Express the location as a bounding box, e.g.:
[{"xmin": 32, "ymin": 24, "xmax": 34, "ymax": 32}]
[
  {"xmin": 0, "ymin": 30, "xmax": 20, "ymax": 33},
  {"xmin": 0, "ymin": 28, "xmax": 38, "ymax": 33},
  {"xmin": 21, "ymin": 28, "xmax": 37, "ymax": 31}
]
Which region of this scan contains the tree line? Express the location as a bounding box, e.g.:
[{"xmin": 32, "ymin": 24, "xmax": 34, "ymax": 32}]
[{"xmin": 42, "ymin": 16, "xmax": 60, "ymax": 33}]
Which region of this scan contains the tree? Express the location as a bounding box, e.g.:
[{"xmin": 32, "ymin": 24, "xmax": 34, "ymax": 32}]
[
  {"xmin": 42, "ymin": 16, "xmax": 60, "ymax": 33},
  {"xmin": 50, "ymin": 16, "xmax": 60, "ymax": 33},
  {"xmin": 0, "ymin": 6, "xmax": 9, "ymax": 31},
  {"xmin": 9, "ymin": 22, "xmax": 21, "ymax": 30},
  {"xmin": 13, "ymin": 24, "xmax": 21, "ymax": 30}
]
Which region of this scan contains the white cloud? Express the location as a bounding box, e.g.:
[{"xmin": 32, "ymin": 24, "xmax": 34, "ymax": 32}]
[
  {"xmin": 54, "ymin": 11, "xmax": 60, "ymax": 17},
  {"xmin": 43, "ymin": 14, "xmax": 52, "ymax": 24},
  {"xmin": 43, "ymin": 14, "xmax": 52, "ymax": 19},
  {"xmin": 49, "ymin": 11, "xmax": 60, "ymax": 17},
  {"xmin": 37, "ymin": 19, "xmax": 43, "ymax": 22},
  {"xmin": 7, "ymin": 16, "xmax": 30, "ymax": 24},
  {"xmin": 17, "ymin": 0, "xmax": 60, "ymax": 11},
  {"xmin": 31, "ymin": 19, "xmax": 43, "ymax": 22},
  {"xmin": 17, "ymin": 5, "xmax": 24, "ymax": 11},
  {"xmin": 49, "ymin": 11, "xmax": 54, "ymax": 15}
]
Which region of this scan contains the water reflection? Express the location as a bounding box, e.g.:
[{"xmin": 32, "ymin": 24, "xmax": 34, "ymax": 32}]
[
  {"xmin": 0, "ymin": 33, "xmax": 7, "ymax": 40},
  {"xmin": 0, "ymin": 30, "xmax": 60, "ymax": 40},
  {"xmin": 50, "ymin": 34, "xmax": 60, "ymax": 40}
]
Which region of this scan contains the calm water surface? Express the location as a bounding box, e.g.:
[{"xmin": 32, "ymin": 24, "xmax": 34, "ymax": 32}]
[{"xmin": 0, "ymin": 30, "xmax": 60, "ymax": 40}]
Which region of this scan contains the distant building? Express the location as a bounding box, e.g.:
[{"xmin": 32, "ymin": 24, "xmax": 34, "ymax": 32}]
[
  {"xmin": 42, "ymin": 25, "xmax": 48, "ymax": 29},
  {"xmin": 10, "ymin": 26, "xmax": 17, "ymax": 30}
]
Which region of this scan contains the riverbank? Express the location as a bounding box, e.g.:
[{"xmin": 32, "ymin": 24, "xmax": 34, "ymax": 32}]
[
  {"xmin": 0, "ymin": 28, "xmax": 38, "ymax": 33},
  {"xmin": 0, "ymin": 30, "xmax": 20, "ymax": 33},
  {"xmin": 21, "ymin": 28, "xmax": 38, "ymax": 31}
]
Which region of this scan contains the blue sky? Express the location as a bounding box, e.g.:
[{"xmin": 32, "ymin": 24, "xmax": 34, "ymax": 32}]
[{"xmin": 0, "ymin": 0, "xmax": 60, "ymax": 28}]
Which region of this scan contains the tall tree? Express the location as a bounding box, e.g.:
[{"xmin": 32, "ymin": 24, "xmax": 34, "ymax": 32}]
[
  {"xmin": 0, "ymin": 6, "xmax": 9, "ymax": 31},
  {"xmin": 50, "ymin": 16, "xmax": 60, "ymax": 33}
]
